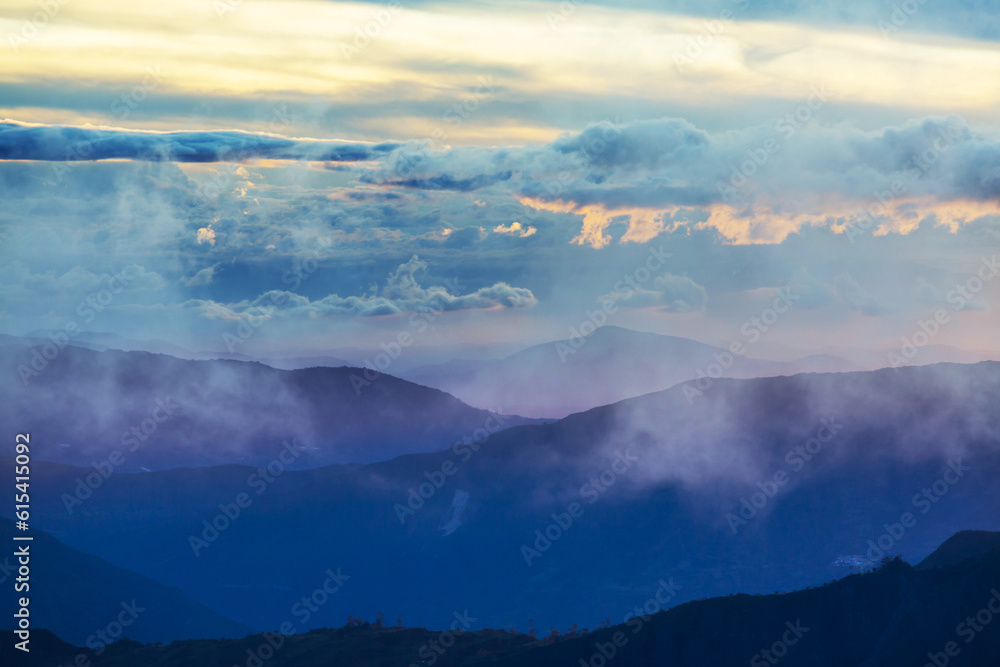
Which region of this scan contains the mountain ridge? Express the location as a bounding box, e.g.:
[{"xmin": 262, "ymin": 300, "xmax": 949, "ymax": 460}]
[
  {"xmin": 5, "ymin": 532, "xmax": 1000, "ymax": 666},
  {"xmin": 6, "ymin": 360, "xmax": 999, "ymax": 633},
  {"xmin": 0, "ymin": 517, "xmax": 253, "ymax": 646},
  {"xmin": 0, "ymin": 343, "xmax": 539, "ymax": 469}
]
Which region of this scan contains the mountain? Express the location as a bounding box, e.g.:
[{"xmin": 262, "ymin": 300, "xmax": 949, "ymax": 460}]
[
  {"xmin": 21, "ymin": 330, "xmax": 202, "ymax": 358},
  {"xmin": 824, "ymin": 343, "xmax": 998, "ymax": 369},
  {"xmin": 917, "ymin": 530, "xmax": 1000, "ymax": 569},
  {"xmin": 257, "ymin": 355, "xmax": 352, "ymax": 370},
  {"xmin": 0, "ymin": 517, "xmax": 252, "ymax": 645},
  {"xmin": 0, "ymin": 344, "xmax": 535, "ymax": 469},
  {"xmin": 400, "ymin": 326, "xmax": 858, "ymax": 417},
  {"xmin": 10, "ymin": 331, "xmax": 351, "ymax": 366},
  {"xmin": 7, "ymin": 539, "xmax": 1000, "ymax": 666},
  {"xmin": 7, "ymin": 362, "xmax": 999, "ymax": 635}
]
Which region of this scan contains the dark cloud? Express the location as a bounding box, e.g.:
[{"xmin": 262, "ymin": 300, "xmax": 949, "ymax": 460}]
[
  {"xmin": 362, "ymin": 115, "xmax": 1000, "ymax": 218},
  {"xmin": 0, "ymin": 121, "xmax": 402, "ymax": 163},
  {"xmin": 552, "ymin": 118, "xmax": 709, "ymax": 170}
]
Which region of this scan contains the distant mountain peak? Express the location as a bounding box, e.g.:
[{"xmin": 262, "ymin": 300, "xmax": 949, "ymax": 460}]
[{"xmin": 917, "ymin": 530, "xmax": 1000, "ymax": 570}]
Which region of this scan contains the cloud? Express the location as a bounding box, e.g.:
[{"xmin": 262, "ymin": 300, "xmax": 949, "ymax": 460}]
[
  {"xmin": 0, "ymin": 121, "xmax": 402, "ymax": 163},
  {"xmin": 7, "ymin": 116, "xmax": 999, "ymax": 250},
  {"xmin": 787, "ymin": 266, "xmax": 835, "ymax": 310},
  {"xmin": 196, "ymin": 225, "xmax": 216, "ymax": 245},
  {"xmin": 191, "ymin": 255, "xmax": 537, "ymax": 321},
  {"xmin": 440, "ymin": 489, "xmax": 470, "ymax": 537},
  {"xmin": 833, "ymin": 274, "xmax": 889, "ymax": 316},
  {"xmin": 181, "ymin": 264, "xmax": 219, "ymax": 287},
  {"xmin": 598, "ymin": 273, "xmax": 707, "ymax": 312},
  {"xmin": 654, "ymin": 273, "xmax": 708, "ymax": 312},
  {"xmin": 361, "ymin": 115, "xmax": 1000, "ymax": 245},
  {"xmin": 577, "ymin": 0, "xmax": 1000, "ymax": 42},
  {"xmin": 493, "ymin": 222, "xmax": 537, "ymax": 237}
]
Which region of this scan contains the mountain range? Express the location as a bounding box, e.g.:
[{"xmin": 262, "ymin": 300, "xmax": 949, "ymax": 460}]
[
  {"xmin": 5, "ymin": 360, "xmax": 998, "ymax": 636},
  {"xmin": 5, "ymin": 530, "xmax": 999, "ymax": 666},
  {"xmin": 0, "ymin": 517, "xmax": 251, "ymax": 646},
  {"xmin": 399, "ymin": 325, "xmax": 860, "ymax": 417},
  {"xmin": 0, "ymin": 343, "xmax": 534, "ymax": 469}
]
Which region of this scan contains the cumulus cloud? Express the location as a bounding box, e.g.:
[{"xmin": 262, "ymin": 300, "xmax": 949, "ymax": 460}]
[
  {"xmin": 8, "ymin": 117, "xmax": 999, "ymax": 249},
  {"xmin": 196, "ymin": 225, "xmax": 216, "ymax": 245},
  {"xmin": 361, "ymin": 115, "xmax": 1000, "ymax": 246},
  {"xmin": 191, "ymin": 255, "xmax": 537, "ymax": 320},
  {"xmin": 493, "ymin": 222, "xmax": 537, "ymax": 237}
]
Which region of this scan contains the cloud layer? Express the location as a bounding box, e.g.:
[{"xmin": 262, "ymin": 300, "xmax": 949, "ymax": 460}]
[{"xmin": 0, "ymin": 121, "xmax": 401, "ymax": 163}]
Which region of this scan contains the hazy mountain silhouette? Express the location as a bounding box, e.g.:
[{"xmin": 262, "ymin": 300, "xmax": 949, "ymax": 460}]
[
  {"xmin": 0, "ymin": 344, "xmax": 535, "ymax": 468},
  {"xmin": 257, "ymin": 355, "xmax": 352, "ymax": 370},
  {"xmin": 8, "ymin": 362, "xmax": 999, "ymax": 635},
  {"xmin": 0, "ymin": 517, "xmax": 252, "ymax": 645},
  {"xmin": 6, "ymin": 533, "xmax": 1000, "ymax": 666},
  {"xmin": 23, "ymin": 330, "xmax": 202, "ymax": 359},
  {"xmin": 917, "ymin": 530, "xmax": 1000, "ymax": 570},
  {"xmin": 401, "ymin": 326, "xmax": 858, "ymax": 417}
]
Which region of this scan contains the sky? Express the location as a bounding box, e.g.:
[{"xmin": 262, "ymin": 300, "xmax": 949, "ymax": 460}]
[{"xmin": 1, "ymin": 0, "xmax": 999, "ymax": 360}]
